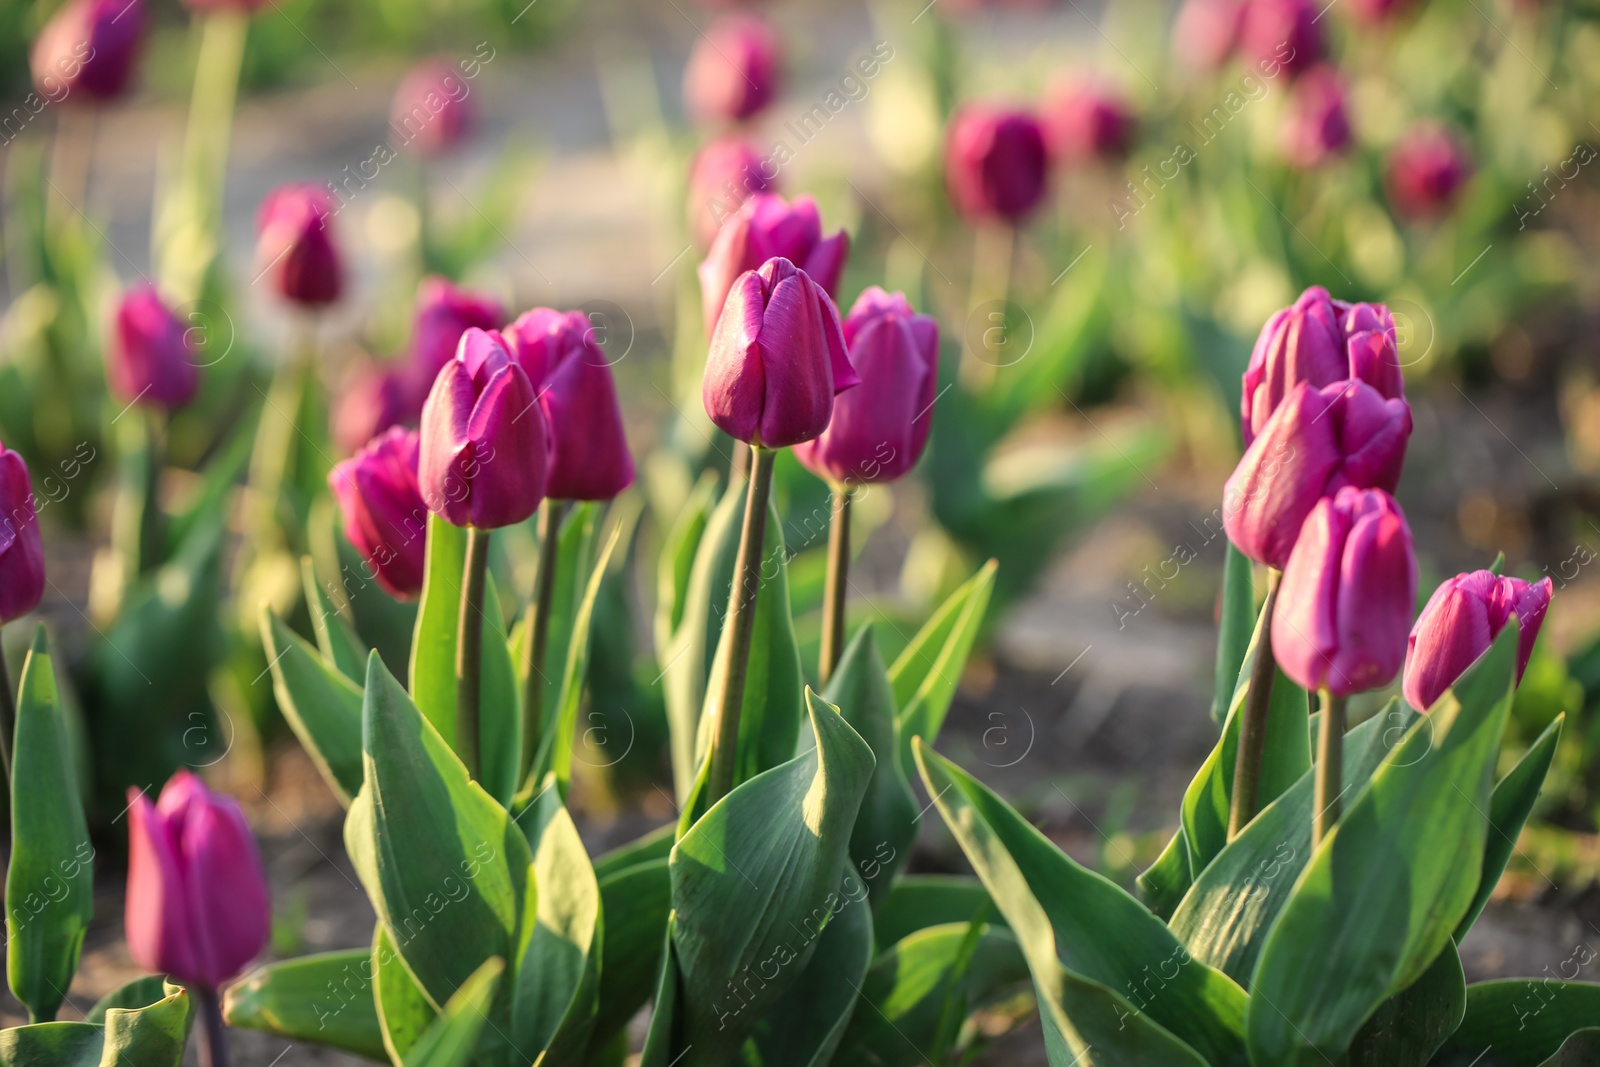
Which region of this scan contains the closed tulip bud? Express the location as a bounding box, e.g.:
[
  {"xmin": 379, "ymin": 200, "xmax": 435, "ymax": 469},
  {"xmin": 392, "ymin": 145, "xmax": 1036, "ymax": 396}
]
[
  {"xmin": 1240, "ymin": 0, "xmax": 1323, "ymax": 78},
  {"xmin": 391, "ymin": 59, "xmax": 475, "ymax": 156},
  {"xmin": 944, "ymin": 105, "xmax": 1051, "ymax": 222},
  {"xmin": 0, "ymin": 444, "xmax": 46, "ymax": 626},
  {"xmin": 255, "ymin": 184, "xmax": 343, "ymax": 308},
  {"xmin": 1386, "ymin": 124, "xmax": 1471, "ymax": 219},
  {"xmin": 30, "ymin": 0, "xmax": 143, "ymax": 104},
  {"xmin": 1403, "ymin": 571, "xmax": 1552, "ymax": 711},
  {"xmin": 1242, "ymin": 286, "xmax": 1404, "ymax": 446},
  {"xmin": 1281, "ymin": 65, "xmax": 1350, "ymax": 169},
  {"xmin": 504, "ymin": 310, "xmax": 634, "ymax": 501},
  {"xmin": 703, "ymin": 257, "xmax": 860, "ymax": 449},
  {"xmin": 699, "ymin": 193, "xmax": 849, "ymax": 336},
  {"xmin": 332, "ymin": 363, "xmax": 411, "ymax": 455},
  {"xmin": 1173, "ymin": 0, "xmax": 1243, "ymax": 71},
  {"xmin": 405, "ymin": 276, "xmax": 505, "ymax": 403},
  {"xmin": 689, "ymin": 136, "xmax": 776, "ymax": 247},
  {"xmin": 794, "ymin": 287, "xmax": 938, "ymax": 485},
  {"xmin": 109, "ymin": 285, "xmax": 199, "ymax": 411},
  {"xmin": 124, "ymin": 771, "xmax": 270, "ymax": 990},
  {"xmin": 328, "ymin": 427, "xmax": 428, "ymax": 598},
  {"xmin": 1224, "ymin": 379, "xmax": 1412, "ymax": 569},
  {"xmin": 684, "ymin": 14, "xmax": 780, "ymax": 123},
  {"xmin": 419, "ymin": 328, "xmax": 547, "ymax": 528},
  {"xmin": 1044, "ymin": 81, "xmax": 1136, "ymax": 164}
]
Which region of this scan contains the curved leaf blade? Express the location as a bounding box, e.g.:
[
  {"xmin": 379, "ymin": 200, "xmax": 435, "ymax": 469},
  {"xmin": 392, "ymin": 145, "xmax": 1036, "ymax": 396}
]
[
  {"xmin": 261, "ymin": 608, "xmax": 364, "ymax": 806},
  {"xmin": 892, "ymin": 560, "xmax": 997, "ymax": 780},
  {"xmin": 224, "ymin": 950, "xmax": 387, "ymax": 1061},
  {"xmin": 1431, "ymin": 979, "xmax": 1600, "ymax": 1066}
]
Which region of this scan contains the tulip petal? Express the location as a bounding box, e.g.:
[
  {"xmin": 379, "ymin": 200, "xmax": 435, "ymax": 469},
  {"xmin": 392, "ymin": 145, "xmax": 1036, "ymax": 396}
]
[
  {"xmin": 179, "ymin": 790, "xmax": 271, "ymax": 987},
  {"xmin": 1329, "ymin": 504, "xmax": 1415, "ymax": 695},
  {"xmin": 125, "ymin": 789, "xmax": 203, "ymax": 985},
  {"xmin": 704, "ymin": 271, "xmax": 768, "ymax": 444},
  {"xmin": 418, "ymin": 362, "xmax": 477, "ymax": 525},
  {"xmin": 755, "ymin": 273, "xmax": 835, "ymax": 448}
]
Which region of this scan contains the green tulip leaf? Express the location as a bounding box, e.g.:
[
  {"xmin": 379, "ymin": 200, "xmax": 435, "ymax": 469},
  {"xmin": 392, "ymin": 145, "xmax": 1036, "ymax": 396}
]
[
  {"xmin": 404, "ymin": 957, "xmax": 505, "ymax": 1067},
  {"xmin": 223, "ymin": 949, "xmax": 387, "ymax": 1061},
  {"xmin": 638, "ymin": 913, "xmax": 681, "ymax": 1067},
  {"xmin": 1430, "ymin": 979, "xmax": 1600, "ymax": 1066},
  {"xmin": 748, "ymin": 887, "xmax": 874, "ymax": 1067},
  {"xmin": 86, "ymin": 976, "xmax": 169, "ymax": 1023},
  {"xmin": 873, "ymin": 875, "xmax": 1004, "ymax": 951},
  {"xmin": 1211, "ymin": 542, "xmax": 1255, "ymax": 726},
  {"xmin": 261, "ymin": 608, "xmax": 364, "ymax": 806},
  {"xmin": 521, "ymin": 503, "xmax": 600, "ymax": 762},
  {"xmin": 593, "ymin": 823, "xmax": 675, "ymax": 880},
  {"xmin": 1346, "ymin": 941, "xmax": 1466, "ymax": 1067},
  {"xmin": 373, "ymin": 923, "xmax": 437, "ymax": 1063},
  {"xmin": 302, "ymin": 555, "xmax": 369, "ymax": 682},
  {"xmin": 655, "ymin": 473, "xmax": 720, "ymax": 652},
  {"xmin": 890, "ymin": 560, "xmax": 997, "ymax": 780},
  {"xmin": 586, "ymin": 857, "xmax": 671, "ymax": 1056},
  {"xmin": 1136, "ymin": 828, "xmax": 1193, "ymax": 922},
  {"xmin": 0, "ymin": 979, "xmax": 192, "ymax": 1067}
]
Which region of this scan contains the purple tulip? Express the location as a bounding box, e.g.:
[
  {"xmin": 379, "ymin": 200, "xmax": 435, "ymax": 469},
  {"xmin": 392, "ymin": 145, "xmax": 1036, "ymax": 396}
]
[
  {"xmin": 404, "ymin": 276, "xmax": 506, "ymax": 406},
  {"xmin": 328, "ymin": 427, "xmax": 429, "ymax": 599},
  {"xmin": 1386, "ymin": 124, "xmax": 1472, "ymax": 219},
  {"xmin": 0, "ymin": 443, "xmax": 45, "ymax": 626},
  {"xmin": 1349, "ymin": 0, "xmax": 1414, "ymax": 23},
  {"xmin": 1242, "ymin": 286, "xmax": 1405, "ymax": 447},
  {"xmin": 109, "ymin": 285, "xmax": 199, "ymax": 411},
  {"xmin": 794, "ymin": 288, "xmax": 938, "ymax": 485},
  {"xmin": 1403, "ymin": 571, "xmax": 1553, "ymax": 711},
  {"xmin": 1273, "ymin": 486, "xmax": 1416, "ymax": 697},
  {"xmin": 30, "ymin": 0, "xmax": 143, "ymax": 104},
  {"xmin": 703, "ymin": 257, "xmax": 859, "ymax": 449},
  {"xmin": 255, "ymin": 184, "xmax": 343, "ymax": 308},
  {"xmin": 1044, "ymin": 81, "xmax": 1136, "ymax": 163},
  {"xmin": 419, "ymin": 328, "xmax": 548, "ymax": 529},
  {"xmin": 1224, "ymin": 379, "xmax": 1412, "ymax": 569},
  {"xmin": 698, "ymin": 193, "xmax": 849, "ymax": 337},
  {"xmin": 683, "ymin": 14, "xmax": 780, "ymax": 124},
  {"xmin": 1173, "ymin": 0, "xmax": 1243, "ymax": 71},
  {"xmin": 1281, "ymin": 65, "xmax": 1350, "ymax": 169},
  {"xmin": 688, "ymin": 136, "xmax": 776, "ymax": 247},
  {"xmin": 124, "ymin": 771, "xmax": 270, "ymax": 991},
  {"xmin": 390, "ymin": 59, "xmax": 475, "ymax": 156},
  {"xmin": 1239, "ymin": 0, "xmax": 1324, "ymax": 78},
  {"xmin": 332, "ymin": 362, "xmax": 411, "ymax": 455},
  {"xmin": 944, "ymin": 104, "xmax": 1051, "ymax": 222},
  {"xmin": 503, "ymin": 310, "xmax": 634, "ymax": 501}
]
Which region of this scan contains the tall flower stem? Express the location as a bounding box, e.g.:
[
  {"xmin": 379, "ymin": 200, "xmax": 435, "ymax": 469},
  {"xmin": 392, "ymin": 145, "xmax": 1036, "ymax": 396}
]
[
  {"xmin": 521, "ymin": 498, "xmax": 566, "ymax": 780},
  {"xmin": 1313, "ymin": 688, "xmax": 1347, "ymax": 848},
  {"xmin": 0, "ymin": 632, "xmax": 14, "ymax": 781},
  {"xmin": 705, "ymin": 444, "xmax": 776, "ymax": 805},
  {"xmin": 194, "ymin": 986, "xmax": 230, "ymax": 1067},
  {"xmin": 457, "ymin": 527, "xmax": 491, "ymax": 781},
  {"xmin": 818, "ymin": 484, "xmax": 853, "ymax": 686},
  {"xmin": 1227, "ymin": 569, "xmax": 1281, "ymax": 840},
  {"xmin": 962, "ymin": 220, "xmax": 1014, "ymax": 389}
]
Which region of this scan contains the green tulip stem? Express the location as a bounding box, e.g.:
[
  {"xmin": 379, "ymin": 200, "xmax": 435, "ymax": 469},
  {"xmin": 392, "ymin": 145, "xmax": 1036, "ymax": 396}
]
[
  {"xmin": 706, "ymin": 444, "xmax": 777, "ymax": 806},
  {"xmin": 1313, "ymin": 688, "xmax": 1348, "ymax": 849},
  {"xmin": 521, "ymin": 498, "xmax": 567, "ymax": 780},
  {"xmin": 962, "ymin": 220, "xmax": 1015, "ymax": 388},
  {"xmin": 195, "ymin": 985, "xmax": 230, "ymax": 1067},
  {"xmin": 247, "ymin": 318, "xmax": 317, "ymax": 555},
  {"xmin": 818, "ymin": 484, "xmax": 854, "ymax": 687},
  {"xmin": 456, "ymin": 526, "xmax": 491, "ymax": 782},
  {"xmin": 0, "ymin": 631, "xmax": 14, "ymax": 781},
  {"xmin": 1227, "ymin": 568, "xmax": 1282, "ymax": 840}
]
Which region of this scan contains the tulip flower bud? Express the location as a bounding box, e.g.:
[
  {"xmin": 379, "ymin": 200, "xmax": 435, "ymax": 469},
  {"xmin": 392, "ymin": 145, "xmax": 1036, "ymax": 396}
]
[
  {"xmin": 405, "ymin": 276, "xmax": 505, "ymax": 404},
  {"xmin": 419, "ymin": 328, "xmax": 548, "ymax": 529},
  {"xmin": 30, "ymin": 0, "xmax": 143, "ymax": 104},
  {"xmin": 1224, "ymin": 379, "xmax": 1412, "ymax": 569},
  {"xmin": 109, "ymin": 285, "xmax": 200, "ymax": 412},
  {"xmin": 1239, "ymin": 0, "xmax": 1324, "ymax": 78},
  {"xmin": 944, "ymin": 105, "xmax": 1051, "ymax": 222},
  {"xmin": 688, "ymin": 136, "xmax": 776, "ymax": 247},
  {"xmin": 1044, "ymin": 81, "xmax": 1136, "ymax": 164},
  {"xmin": 255, "ymin": 184, "xmax": 343, "ymax": 308},
  {"xmin": 684, "ymin": 14, "xmax": 780, "ymax": 124},
  {"xmin": 1281, "ymin": 65, "xmax": 1350, "ymax": 169},
  {"xmin": 1173, "ymin": 0, "xmax": 1243, "ymax": 71},
  {"xmin": 390, "ymin": 59, "xmax": 474, "ymax": 156},
  {"xmin": 699, "ymin": 193, "xmax": 849, "ymax": 337},
  {"xmin": 1273, "ymin": 486, "xmax": 1416, "ymax": 697},
  {"xmin": 703, "ymin": 257, "xmax": 860, "ymax": 449},
  {"xmin": 0, "ymin": 444, "xmax": 46, "ymax": 626},
  {"xmin": 332, "ymin": 363, "xmax": 411, "ymax": 455},
  {"xmin": 328, "ymin": 428, "xmax": 429, "ymax": 599},
  {"xmin": 124, "ymin": 771, "xmax": 270, "ymax": 991},
  {"xmin": 504, "ymin": 309, "xmax": 634, "ymax": 501},
  {"xmin": 794, "ymin": 287, "xmax": 938, "ymax": 485},
  {"xmin": 1403, "ymin": 571, "xmax": 1552, "ymax": 711},
  {"xmin": 1386, "ymin": 124, "xmax": 1472, "ymax": 219}
]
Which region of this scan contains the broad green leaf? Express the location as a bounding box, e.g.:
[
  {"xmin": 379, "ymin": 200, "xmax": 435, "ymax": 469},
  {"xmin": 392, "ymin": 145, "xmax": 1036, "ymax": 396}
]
[
  {"xmin": 749, "ymin": 889, "xmax": 874, "ymax": 1067},
  {"xmin": 0, "ymin": 979, "xmax": 192, "ymax": 1067},
  {"xmin": 1136, "ymin": 828, "xmax": 1192, "ymax": 922},
  {"xmin": 593, "ymin": 823, "xmax": 675, "ymax": 880},
  {"xmin": 1431, "ymin": 979, "xmax": 1600, "ymax": 1066},
  {"xmin": 587, "ymin": 858, "xmax": 670, "ymax": 1055},
  {"xmin": 666, "ymin": 690, "xmax": 875, "ymax": 1064},
  {"xmin": 915, "ymin": 742, "xmax": 1248, "ymax": 1066},
  {"xmin": 874, "ymin": 875, "xmax": 1004, "ymax": 951},
  {"xmin": 302, "ymin": 555, "xmax": 369, "ymax": 682},
  {"xmin": 654, "ymin": 472, "xmax": 719, "ymax": 651},
  {"xmin": 261, "ymin": 608, "xmax": 364, "ymax": 805},
  {"xmin": 404, "ymin": 957, "xmax": 504, "ymax": 1067},
  {"xmin": 892, "ymin": 560, "xmax": 998, "ymax": 780},
  {"xmin": 1538, "ymin": 1031, "xmax": 1600, "ymax": 1065},
  {"xmin": 374, "ymin": 924, "xmax": 436, "ymax": 1064},
  {"xmin": 1211, "ymin": 543, "xmax": 1254, "ymax": 725},
  {"xmin": 1346, "ymin": 942, "xmax": 1465, "ymax": 1067},
  {"xmin": 86, "ymin": 977, "xmax": 168, "ymax": 1024},
  {"xmin": 638, "ymin": 914, "xmax": 681, "ymax": 1067},
  {"xmin": 224, "ymin": 950, "xmax": 387, "ymax": 1061},
  {"xmin": 1248, "ymin": 626, "xmax": 1521, "ymax": 1066},
  {"xmin": 7, "ymin": 628, "xmax": 92, "ymax": 1023}
]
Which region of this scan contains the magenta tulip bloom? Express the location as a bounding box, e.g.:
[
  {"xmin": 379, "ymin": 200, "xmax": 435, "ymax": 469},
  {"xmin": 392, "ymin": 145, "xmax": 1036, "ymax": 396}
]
[
  {"xmin": 1242, "ymin": 286, "xmax": 1405, "ymax": 447},
  {"xmin": 504, "ymin": 309, "xmax": 634, "ymax": 501},
  {"xmin": 703, "ymin": 257, "xmax": 859, "ymax": 449},
  {"xmin": 1403, "ymin": 572, "xmax": 1552, "ymax": 711},
  {"xmin": 1224, "ymin": 379, "xmax": 1412, "ymax": 569},
  {"xmin": 944, "ymin": 105, "xmax": 1050, "ymax": 222},
  {"xmin": 390, "ymin": 59, "xmax": 475, "ymax": 156},
  {"xmin": 1044, "ymin": 82, "xmax": 1135, "ymax": 164},
  {"xmin": 124, "ymin": 771, "xmax": 270, "ymax": 990},
  {"xmin": 699, "ymin": 193, "xmax": 849, "ymax": 337},
  {"xmin": 419, "ymin": 328, "xmax": 548, "ymax": 528},
  {"xmin": 1273, "ymin": 487, "xmax": 1416, "ymax": 697},
  {"xmin": 795, "ymin": 288, "xmax": 938, "ymax": 485},
  {"xmin": 684, "ymin": 14, "xmax": 780, "ymax": 123},
  {"xmin": 1281, "ymin": 65, "xmax": 1350, "ymax": 169},
  {"xmin": 688, "ymin": 136, "xmax": 776, "ymax": 247},
  {"xmin": 1173, "ymin": 0, "xmax": 1243, "ymax": 71},
  {"xmin": 0, "ymin": 444, "xmax": 45, "ymax": 626},
  {"xmin": 405, "ymin": 276, "xmax": 505, "ymax": 404},
  {"xmin": 328, "ymin": 428, "xmax": 429, "ymax": 598},
  {"xmin": 255, "ymin": 184, "xmax": 343, "ymax": 308},
  {"xmin": 1349, "ymin": 0, "xmax": 1413, "ymax": 23},
  {"xmin": 332, "ymin": 362, "xmax": 411, "ymax": 455},
  {"xmin": 1239, "ymin": 0, "xmax": 1324, "ymax": 78},
  {"xmin": 109, "ymin": 285, "xmax": 199, "ymax": 411},
  {"xmin": 30, "ymin": 0, "xmax": 143, "ymax": 104},
  {"xmin": 1386, "ymin": 124, "xmax": 1472, "ymax": 219}
]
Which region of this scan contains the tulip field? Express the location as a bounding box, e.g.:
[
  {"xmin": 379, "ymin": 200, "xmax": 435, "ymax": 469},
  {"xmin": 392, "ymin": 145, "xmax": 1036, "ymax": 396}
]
[{"xmin": 6, "ymin": 0, "xmax": 1600, "ymax": 1064}]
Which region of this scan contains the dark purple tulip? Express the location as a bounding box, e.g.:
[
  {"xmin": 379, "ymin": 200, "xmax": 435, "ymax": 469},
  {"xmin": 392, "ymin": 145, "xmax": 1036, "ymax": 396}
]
[
  {"xmin": 794, "ymin": 288, "xmax": 938, "ymax": 485},
  {"xmin": 1239, "ymin": 0, "xmax": 1323, "ymax": 78},
  {"xmin": 328, "ymin": 427, "xmax": 429, "ymax": 599},
  {"xmin": 944, "ymin": 104, "xmax": 1050, "ymax": 222},
  {"xmin": 683, "ymin": 14, "xmax": 780, "ymax": 124},
  {"xmin": 703, "ymin": 257, "xmax": 859, "ymax": 449},
  {"xmin": 1281, "ymin": 65, "xmax": 1350, "ymax": 169},
  {"xmin": 688, "ymin": 136, "xmax": 776, "ymax": 247},
  {"xmin": 404, "ymin": 276, "xmax": 505, "ymax": 406},
  {"xmin": 503, "ymin": 310, "xmax": 634, "ymax": 501},
  {"xmin": 30, "ymin": 0, "xmax": 143, "ymax": 104},
  {"xmin": 418, "ymin": 328, "xmax": 548, "ymax": 529},
  {"xmin": 1273, "ymin": 486, "xmax": 1416, "ymax": 697},
  {"xmin": 1044, "ymin": 81, "xmax": 1136, "ymax": 163},
  {"xmin": 698, "ymin": 193, "xmax": 849, "ymax": 337},
  {"xmin": 390, "ymin": 59, "xmax": 475, "ymax": 157},
  {"xmin": 1403, "ymin": 572, "xmax": 1552, "ymax": 711},
  {"xmin": 109, "ymin": 285, "xmax": 199, "ymax": 411},
  {"xmin": 0, "ymin": 443, "xmax": 45, "ymax": 626},
  {"xmin": 1224, "ymin": 379, "xmax": 1412, "ymax": 569},
  {"xmin": 1386, "ymin": 124, "xmax": 1472, "ymax": 219},
  {"xmin": 1173, "ymin": 0, "xmax": 1243, "ymax": 71},
  {"xmin": 255, "ymin": 184, "xmax": 343, "ymax": 308}
]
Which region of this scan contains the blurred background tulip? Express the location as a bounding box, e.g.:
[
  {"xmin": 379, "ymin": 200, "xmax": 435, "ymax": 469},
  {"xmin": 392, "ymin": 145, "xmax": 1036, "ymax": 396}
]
[
  {"xmin": 698, "ymin": 193, "xmax": 848, "ymax": 335},
  {"xmin": 390, "ymin": 58, "xmax": 476, "ymax": 157},
  {"xmin": 944, "ymin": 104, "xmax": 1050, "ymax": 222},
  {"xmin": 1043, "ymin": 80, "xmax": 1135, "ymax": 164},
  {"xmin": 1173, "ymin": 0, "xmax": 1243, "ymax": 71},
  {"xmin": 29, "ymin": 0, "xmax": 143, "ymax": 104},
  {"xmin": 108, "ymin": 286, "xmax": 199, "ymax": 412},
  {"xmin": 1386, "ymin": 123, "xmax": 1473, "ymax": 219},
  {"xmin": 254, "ymin": 184, "xmax": 343, "ymax": 308},
  {"xmin": 688, "ymin": 135, "xmax": 776, "ymax": 246},
  {"xmin": 0, "ymin": 446, "xmax": 45, "ymax": 627},
  {"xmin": 328, "ymin": 427, "xmax": 428, "ymax": 599},
  {"xmin": 1404, "ymin": 572, "xmax": 1553, "ymax": 711},
  {"xmin": 1280, "ymin": 65, "xmax": 1350, "ymax": 169},
  {"xmin": 683, "ymin": 13, "xmax": 780, "ymax": 125},
  {"xmin": 1238, "ymin": 0, "xmax": 1324, "ymax": 78}
]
